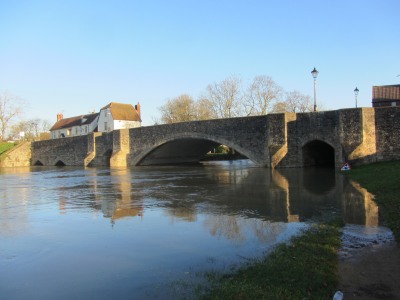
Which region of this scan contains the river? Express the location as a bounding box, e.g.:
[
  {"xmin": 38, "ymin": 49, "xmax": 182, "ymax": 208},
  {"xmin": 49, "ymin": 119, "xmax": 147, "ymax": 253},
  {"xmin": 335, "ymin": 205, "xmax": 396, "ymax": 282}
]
[{"xmin": 0, "ymin": 160, "xmax": 385, "ymax": 299}]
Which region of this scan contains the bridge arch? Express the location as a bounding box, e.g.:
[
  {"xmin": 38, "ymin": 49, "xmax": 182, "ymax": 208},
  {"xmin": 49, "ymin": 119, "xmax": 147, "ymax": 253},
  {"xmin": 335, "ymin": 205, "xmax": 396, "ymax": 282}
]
[
  {"xmin": 133, "ymin": 133, "xmax": 257, "ymax": 166},
  {"xmin": 302, "ymin": 139, "xmax": 335, "ymax": 167},
  {"xmin": 55, "ymin": 160, "xmax": 66, "ymax": 167},
  {"xmin": 33, "ymin": 160, "xmax": 44, "ymax": 166}
]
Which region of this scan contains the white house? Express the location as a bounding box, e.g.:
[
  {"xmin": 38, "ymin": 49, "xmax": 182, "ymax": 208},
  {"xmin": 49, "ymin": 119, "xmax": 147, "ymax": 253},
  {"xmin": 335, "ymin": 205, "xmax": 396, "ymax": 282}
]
[
  {"xmin": 98, "ymin": 102, "xmax": 141, "ymax": 132},
  {"xmin": 50, "ymin": 102, "xmax": 142, "ymax": 139},
  {"xmin": 50, "ymin": 113, "xmax": 99, "ymax": 139}
]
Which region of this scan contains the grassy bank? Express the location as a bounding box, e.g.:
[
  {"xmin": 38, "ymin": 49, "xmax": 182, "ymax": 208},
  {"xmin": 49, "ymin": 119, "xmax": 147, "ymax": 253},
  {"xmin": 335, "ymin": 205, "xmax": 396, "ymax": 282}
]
[
  {"xmin": 203, "ymin": 223, "xmax": 342, "ymax": 300},
  {"xmin": 346, "ymin": 160, "xmax": 400, "ymax": 241},
  {"xmin": 0, "ymin": 142, "xmax": 15, "ymax": 156}
]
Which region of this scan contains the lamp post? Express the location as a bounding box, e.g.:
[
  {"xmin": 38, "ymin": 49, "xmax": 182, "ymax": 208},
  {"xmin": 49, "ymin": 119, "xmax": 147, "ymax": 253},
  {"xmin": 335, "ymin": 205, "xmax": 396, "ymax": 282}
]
[
  {"xmin": 354, "ymin": 87, "xmax": 359, "ymax": 108},
  {"xmin": 311, "ymin": 67, "xmax": 319, "ymax": 111}
]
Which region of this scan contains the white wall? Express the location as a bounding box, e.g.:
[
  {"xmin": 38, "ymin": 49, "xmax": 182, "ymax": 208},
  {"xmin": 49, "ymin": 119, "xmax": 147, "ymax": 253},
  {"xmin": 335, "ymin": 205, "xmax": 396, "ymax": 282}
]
[
  {"xmin": 98, "ymin": 108, "xmax": 141, "ymax": 132},
  {"xmin": 98, "ymin": 109, "xmax": 113, "ymax": 132}
]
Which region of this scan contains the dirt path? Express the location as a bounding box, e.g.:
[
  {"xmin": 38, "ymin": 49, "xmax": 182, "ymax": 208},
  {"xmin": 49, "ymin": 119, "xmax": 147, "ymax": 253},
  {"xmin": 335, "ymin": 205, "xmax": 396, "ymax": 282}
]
[{"xmin": 338, "ymin": 242, "xmax": 400, "ymax": 299}]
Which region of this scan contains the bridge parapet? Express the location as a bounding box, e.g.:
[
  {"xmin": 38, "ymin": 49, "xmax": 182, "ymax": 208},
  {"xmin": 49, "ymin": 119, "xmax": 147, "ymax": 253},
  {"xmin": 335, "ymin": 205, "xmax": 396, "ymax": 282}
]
[{"xmin": 2, "ymin": 107, "xmax": 398, "ymax": 169}]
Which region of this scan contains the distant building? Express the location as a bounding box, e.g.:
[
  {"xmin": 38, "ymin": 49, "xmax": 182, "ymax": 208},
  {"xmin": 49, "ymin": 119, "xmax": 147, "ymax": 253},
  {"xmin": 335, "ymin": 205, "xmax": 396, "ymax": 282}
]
[
  {"xmin": 50, "ymin": 102, "xmax": 141, "ymax": 139},
  {"xmin": 50, "ymin": 112, "xmax": 99, "ymax": 139},
  {"xmin": 372, "ymin": 85, "xmax": 400, "ymax": 107},
  {"xmin": 98, "ymin": 102, "xmax": 141, "ymax": 132}
]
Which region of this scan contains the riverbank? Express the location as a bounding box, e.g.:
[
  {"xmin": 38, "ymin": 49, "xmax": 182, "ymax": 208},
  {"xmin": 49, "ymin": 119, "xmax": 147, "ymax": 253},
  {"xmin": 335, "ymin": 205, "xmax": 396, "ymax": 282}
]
[
  {"xmin": 0, "ymin": 141, "xmax": 15, "ymax": 155},
  {"xmin": 201, "ymin": 160, "xmax": 400, "ymax": 299},
  {"xmin": 346, "ymin": 160, "xmax": 400, "ymax": 241},
  {"xmin": 338, "ymin": 160, "xmax": 400, "ymax": 299},
  {"xmin": 201, "ymin": 222, "xmax": 342, "ymax": 299}
]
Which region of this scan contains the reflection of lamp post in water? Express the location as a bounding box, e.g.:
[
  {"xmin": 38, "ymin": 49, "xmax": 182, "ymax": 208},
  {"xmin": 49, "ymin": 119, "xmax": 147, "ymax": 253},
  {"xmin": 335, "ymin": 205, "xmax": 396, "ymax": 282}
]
[
  {"xmin": 354, "ymin": 87, "xmax": 359, "ymax": 108},
  {"xmin": 311, "ymin": 67, "xmax": 319, "ymax": 112}
]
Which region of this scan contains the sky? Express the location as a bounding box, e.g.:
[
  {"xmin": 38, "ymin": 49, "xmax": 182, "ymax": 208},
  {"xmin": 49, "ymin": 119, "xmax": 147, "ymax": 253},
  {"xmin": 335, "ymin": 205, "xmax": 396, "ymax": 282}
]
[{"xmin": 1, "ymin": 0, "xmax": 399, "ymax": 126}]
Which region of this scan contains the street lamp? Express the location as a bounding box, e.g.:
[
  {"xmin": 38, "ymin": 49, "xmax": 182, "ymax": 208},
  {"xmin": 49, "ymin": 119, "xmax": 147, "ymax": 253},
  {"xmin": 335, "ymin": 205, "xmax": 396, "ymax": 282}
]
[
  {"xmin": 354, "ymin": 87, "xmax": 359, "ymax": 108},
  {"xmin": 311, "ymin": 67, "xmax": 319, "ymax": 112}
]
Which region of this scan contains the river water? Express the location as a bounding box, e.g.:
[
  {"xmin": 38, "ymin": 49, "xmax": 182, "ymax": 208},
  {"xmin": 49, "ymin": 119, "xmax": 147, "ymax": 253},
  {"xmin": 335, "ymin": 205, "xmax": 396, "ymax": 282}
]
[{"xmin": 0, "ymin": 160, "xmax": 386, "ymax": 299}]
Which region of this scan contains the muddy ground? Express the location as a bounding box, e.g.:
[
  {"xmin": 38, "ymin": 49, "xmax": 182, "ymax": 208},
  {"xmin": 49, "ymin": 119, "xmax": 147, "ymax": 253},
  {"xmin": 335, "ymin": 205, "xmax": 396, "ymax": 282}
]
[{"xmin": 338, "ymin": 225, "xmax": 400, "ymax": 299}]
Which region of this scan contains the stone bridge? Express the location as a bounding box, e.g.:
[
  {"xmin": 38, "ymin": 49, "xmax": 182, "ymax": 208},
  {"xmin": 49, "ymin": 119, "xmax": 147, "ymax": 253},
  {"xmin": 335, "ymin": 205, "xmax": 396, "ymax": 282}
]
[{"xmin": 3, "ymin": 107, "xmax": 399, "ymax": 168}]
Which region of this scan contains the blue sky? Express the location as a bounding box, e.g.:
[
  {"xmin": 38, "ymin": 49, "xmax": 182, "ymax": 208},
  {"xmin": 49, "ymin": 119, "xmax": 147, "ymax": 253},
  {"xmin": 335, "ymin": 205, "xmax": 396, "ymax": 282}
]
[{"xmin": 1, "ymin": 0, "xmax": 399, "ymax": 126}]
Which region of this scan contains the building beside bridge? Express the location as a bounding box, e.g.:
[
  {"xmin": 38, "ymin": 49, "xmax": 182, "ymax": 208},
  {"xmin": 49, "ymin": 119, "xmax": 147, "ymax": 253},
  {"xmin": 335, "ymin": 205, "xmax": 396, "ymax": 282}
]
[
  {"xmin": 50, "ymin": 102, "xmax": 141, "ymax": 139},
  {"xmin": 372, "ymin": 84, "xmax": 400, "ymax": 107}
]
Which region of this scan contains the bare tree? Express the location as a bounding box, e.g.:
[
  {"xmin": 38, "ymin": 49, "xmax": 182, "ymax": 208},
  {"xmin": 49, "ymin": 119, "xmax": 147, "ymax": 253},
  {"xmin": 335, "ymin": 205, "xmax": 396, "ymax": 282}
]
[
  {"xmin": 271, "ymin": 90, "xmax": 313, "ymax": 113},
  {"xmin": 195, "ymin": 97, "xmax": 216, "ymax": 120},
  {"xmin": 246, "ymin": 75, "xmax": 282, "ymax": 115},
  {"xmin": 8, "ymin": 118, "xmax": 50, "ymax": 141},
  {"xmin": 158, "ymin": 95, "xmax": 216, "ymax": 124},
  {"xmin": 0, "ymin": 92, "xmax": 23, "ymax": 141},
  {"xmin": 159, "ymin": 94, "xmax": 197, "ymax": 124},
  {"xmin": 40, "ymin": 119, "xmax": 52, "ymax": 132},
  {"xmin": 285, "ymin": 90, "xmax": 313, "ymax": 113},
  {"xmin": 206, "ymin": 75, "xmax": 243, "ymax": 118},
  {"xmin": 271, "ymin": 101, "xmax": 288, "ymax": 113}
]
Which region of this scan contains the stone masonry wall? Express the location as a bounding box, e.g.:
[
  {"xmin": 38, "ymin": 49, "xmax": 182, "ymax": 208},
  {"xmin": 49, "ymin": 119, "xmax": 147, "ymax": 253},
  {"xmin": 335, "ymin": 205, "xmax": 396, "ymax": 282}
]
[
  {"xmin": 0, "ymin": 141, "xmax": 32, "ymax": 167},
  {"xmin": 87, "ymin": 132, "xmax": 113, "ymax": 167},
  {"xmin": 277, "ymin": 108, "xmax": 378, "ymax": 168},
  {"xmin": 375, "ymin": 107, "xmax": 400, "ymax": 162},
  {"xmin": 279, "ymin": 110, "xmax": 343, "ymax": 167},
  {"xmin": 2, "ymin": 107, "xmax": 399, "ymax": 168},
  {"xmin": 32, "ymin": 135, "xmax": 89, "ymax": 166},
  {"xmin": 128, "ymin": 115, "xmax": 272, "ymax": 166}
]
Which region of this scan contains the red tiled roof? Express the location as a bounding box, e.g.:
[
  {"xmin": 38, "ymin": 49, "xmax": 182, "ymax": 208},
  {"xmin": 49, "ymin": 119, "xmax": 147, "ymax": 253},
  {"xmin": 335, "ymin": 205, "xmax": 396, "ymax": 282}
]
[
  {"xmin": 50, "ymin": 113, "xmax": 99, "ymax": 131},
  {"xmin": 101, "ymin": 102, "xmax": 141, "ymax": 122},
  {"xmin": 372, "ymin": 85, "xmax": 400, "ymax": 102}
]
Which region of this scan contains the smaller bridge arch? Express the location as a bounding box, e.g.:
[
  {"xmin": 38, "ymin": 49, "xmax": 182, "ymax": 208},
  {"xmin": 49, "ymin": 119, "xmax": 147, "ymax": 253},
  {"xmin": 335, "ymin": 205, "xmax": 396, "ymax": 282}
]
[
  {"xmin": 33, "ymin": 160, "xmax": 44, "ymax": 166},
  {"xmin": 302, "ymin": 140, "xmax": 335, "ymax": 167},
  {"xmin": 55, "ymin": 160, "xmax": 66, "ymax": 167}
]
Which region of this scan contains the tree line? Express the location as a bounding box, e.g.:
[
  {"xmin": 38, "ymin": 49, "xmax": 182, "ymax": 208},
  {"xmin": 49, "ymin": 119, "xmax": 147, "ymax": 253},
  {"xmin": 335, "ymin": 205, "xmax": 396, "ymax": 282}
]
[
  {"xmin": 0, "ymin": 91, "xmax": 50, "ymax": 141},
  {"xmin": 158, "ymin": 75, "xmax": 318, "ymax": 124}
]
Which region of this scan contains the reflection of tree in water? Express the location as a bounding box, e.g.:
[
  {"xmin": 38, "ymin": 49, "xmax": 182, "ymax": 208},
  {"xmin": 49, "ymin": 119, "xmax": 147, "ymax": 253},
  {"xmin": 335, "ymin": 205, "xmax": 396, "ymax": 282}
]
[
  {"xmin": 166, "ymin": 207, "xmax": 197, "ymax": 223},
  {"xmin": 203, "ymin": 214, "xmax": 286, "ymax": 244}
]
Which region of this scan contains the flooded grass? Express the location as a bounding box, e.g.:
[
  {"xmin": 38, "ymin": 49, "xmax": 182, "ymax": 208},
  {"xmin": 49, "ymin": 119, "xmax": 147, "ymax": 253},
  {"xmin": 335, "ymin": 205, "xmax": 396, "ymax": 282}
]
[
  {"xmin": 346, "ymin": 160, "xmax": 400, "ymax": 241},
  {"xmin": 200, "ymin": 222, "xmax": 342, "ymax": 300}
]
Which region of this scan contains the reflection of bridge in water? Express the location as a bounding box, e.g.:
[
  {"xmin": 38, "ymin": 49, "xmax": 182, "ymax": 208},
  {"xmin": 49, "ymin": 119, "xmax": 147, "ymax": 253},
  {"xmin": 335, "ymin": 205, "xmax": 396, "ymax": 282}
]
[{"xmin": 66, "ymin": 164, "xmax": 379, "ymax": 240}]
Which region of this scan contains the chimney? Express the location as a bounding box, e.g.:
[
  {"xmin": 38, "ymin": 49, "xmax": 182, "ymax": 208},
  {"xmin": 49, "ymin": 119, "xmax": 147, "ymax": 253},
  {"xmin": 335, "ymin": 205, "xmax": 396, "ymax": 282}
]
[
  {"xmin": 57, "ymin": 113, "xmax": 63, "ymax": 122},
  {"xmin": 135, "ymin": 102, "xmax": 141, "ymax": 120}
]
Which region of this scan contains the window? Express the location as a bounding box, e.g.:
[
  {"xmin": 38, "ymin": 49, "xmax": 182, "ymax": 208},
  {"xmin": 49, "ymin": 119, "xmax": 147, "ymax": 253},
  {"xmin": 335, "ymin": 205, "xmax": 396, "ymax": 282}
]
[
  {"xmin": 104, "ymin": 122, "xmax": 108, "ymax": 131},
  {"xmin": 84, "ymin": 126, "xmax": 88, "ymax": 133},
  {"xmin": 67, "ymin": 129, "xmax": 71, "ymax": 136}
]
